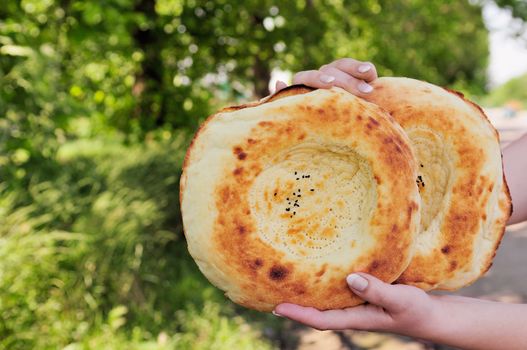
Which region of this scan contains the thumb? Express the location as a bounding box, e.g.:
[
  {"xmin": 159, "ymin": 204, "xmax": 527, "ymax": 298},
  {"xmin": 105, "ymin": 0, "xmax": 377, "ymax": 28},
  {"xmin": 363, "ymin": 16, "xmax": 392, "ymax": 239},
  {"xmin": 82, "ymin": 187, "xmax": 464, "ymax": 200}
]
[
  {"xmin": 275, "ymin": 80, "xmax": 287, "ymax": 92},
  {"xmin": 346, "ymin": 273, "xmax": 417, "ymax": 313}
]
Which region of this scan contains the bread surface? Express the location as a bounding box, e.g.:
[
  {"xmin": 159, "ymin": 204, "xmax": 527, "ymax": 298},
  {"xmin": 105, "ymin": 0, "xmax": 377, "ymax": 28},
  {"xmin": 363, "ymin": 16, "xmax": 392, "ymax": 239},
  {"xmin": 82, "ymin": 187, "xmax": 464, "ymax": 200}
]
[
  {"xmin": 364, "ymin": 77, "xmax": 512, "ymax": 290},
  {"xmin": 180, "ymin": 85, "xmax": 421, "ymax": 311}
]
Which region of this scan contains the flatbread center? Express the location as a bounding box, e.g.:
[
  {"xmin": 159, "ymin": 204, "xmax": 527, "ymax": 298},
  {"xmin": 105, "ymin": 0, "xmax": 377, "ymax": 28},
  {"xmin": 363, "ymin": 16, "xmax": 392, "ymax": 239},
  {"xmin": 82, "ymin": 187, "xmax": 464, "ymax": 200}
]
[{"xmin": 250, "ymin": 142, "xmax": 377, "ymax": 259}]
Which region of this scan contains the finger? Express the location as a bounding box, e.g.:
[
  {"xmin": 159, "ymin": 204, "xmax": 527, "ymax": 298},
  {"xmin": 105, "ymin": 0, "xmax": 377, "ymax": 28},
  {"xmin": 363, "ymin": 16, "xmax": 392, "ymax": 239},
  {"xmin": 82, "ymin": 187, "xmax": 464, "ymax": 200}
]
[
  {"xmin": 292, "ymin": 70, "xmax": 336, "ymax": 89},
  {"xmin": 274, "ymin": 303, "xmax": 390, "ymax": 331},
  {"xmin": 275, "ymin": 80, "xmax": 288, "ymax": 93},
  {"xmin": 346, "ymin": 273, "xmax": 427, "ymax": 314},
  {"xmin": 319, "ymin": 66, "xmax": 373, "ymax": 96},
  {"xmin": 326, "ymin": 58, "xmax": 378, "ymax": 82}
]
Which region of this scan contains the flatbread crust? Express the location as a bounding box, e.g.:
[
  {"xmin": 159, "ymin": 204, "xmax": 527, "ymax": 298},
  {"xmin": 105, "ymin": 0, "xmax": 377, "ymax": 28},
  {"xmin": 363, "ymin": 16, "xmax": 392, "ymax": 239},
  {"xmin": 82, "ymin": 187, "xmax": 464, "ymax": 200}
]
[
  {"xmin": 180, "ymin": 86, "xmax": 421, "ymax": 311},
  {"xmin": 363, "ymin": 77, "xmax": 512, "ymax": 290}
]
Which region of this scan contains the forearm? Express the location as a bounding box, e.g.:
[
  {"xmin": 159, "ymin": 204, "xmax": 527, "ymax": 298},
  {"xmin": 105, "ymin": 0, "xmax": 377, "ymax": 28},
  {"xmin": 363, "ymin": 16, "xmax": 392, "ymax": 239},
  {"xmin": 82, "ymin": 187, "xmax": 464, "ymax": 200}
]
[
  {"xmin": 503, "ymin": 132, "xmax": 527, "ymax": 224},
  {"xmin": 422, "ymin": 297, "xmax": 527, "ymax": 350}
]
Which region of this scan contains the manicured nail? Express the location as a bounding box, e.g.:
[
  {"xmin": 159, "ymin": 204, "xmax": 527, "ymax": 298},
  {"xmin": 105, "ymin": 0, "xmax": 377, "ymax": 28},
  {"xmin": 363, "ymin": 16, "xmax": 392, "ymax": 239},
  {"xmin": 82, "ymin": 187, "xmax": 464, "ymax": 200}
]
[
  {"xmin": 346, "ymin": 274, "xmax": 368, "ymax": 291},
  {"xmin": 272, "ymin": 310, "xmax": 283, "ymax": 317},
  {"xmin": 358, "ymin": 81, "xmax": 373, "ymax": 93},
  {"xmin": 358, "ymin": 64, "xmax": 371, "ymax": 73},
  {"xmin": 320, "ymin": 74, "xmax": 335, "ymax": 83}
]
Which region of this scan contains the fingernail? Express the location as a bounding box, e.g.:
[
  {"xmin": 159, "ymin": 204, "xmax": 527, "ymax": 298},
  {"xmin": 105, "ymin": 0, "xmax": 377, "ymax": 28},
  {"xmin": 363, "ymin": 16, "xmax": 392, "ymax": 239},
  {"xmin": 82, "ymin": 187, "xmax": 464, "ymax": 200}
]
[
  {"xmin": 346, "ymin": 274, "xmax": 368, "ymax": 292},
  {"xmin": 358, "ymin": 81, "xmax": 373, "ymax": 93},
  {"xmin": 320, "ymin": 74, "xmax": 335, "ymax": 84},
  {"xmin": 272, "ymin": 310, "xmax": 283, "ymax": 317},
  {"xmin": 358, "ymin": 64, "xmax": 371, "ymax": 73}
]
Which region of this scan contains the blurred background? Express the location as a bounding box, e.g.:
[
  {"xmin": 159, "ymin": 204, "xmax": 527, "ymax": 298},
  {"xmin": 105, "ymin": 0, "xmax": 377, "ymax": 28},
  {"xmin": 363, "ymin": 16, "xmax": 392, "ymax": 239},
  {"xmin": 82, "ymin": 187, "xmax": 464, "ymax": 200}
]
[{"xmin": 1, "ymin": 1, "xmax": 527, "ymax": 349}]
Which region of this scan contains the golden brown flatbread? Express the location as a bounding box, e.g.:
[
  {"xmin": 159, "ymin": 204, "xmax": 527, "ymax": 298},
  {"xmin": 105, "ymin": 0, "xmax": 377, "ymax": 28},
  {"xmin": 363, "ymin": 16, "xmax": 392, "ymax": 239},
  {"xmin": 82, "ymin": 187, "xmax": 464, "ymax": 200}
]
[
  {"xmin": 363, "ymin": 77, "xmax": 512, "ymax": 290},
  {"xmin": 180, "ymin": 85, "xmax": 421, "ymax": 311}
]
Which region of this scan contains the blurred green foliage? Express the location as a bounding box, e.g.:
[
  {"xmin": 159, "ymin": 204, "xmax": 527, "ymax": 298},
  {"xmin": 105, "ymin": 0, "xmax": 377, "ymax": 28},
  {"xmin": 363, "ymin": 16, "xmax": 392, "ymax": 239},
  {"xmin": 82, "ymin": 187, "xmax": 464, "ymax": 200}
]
[
  {"xmin": 485, "ymin": 73, "xmax": 527, "ymax": 107},
  {"xmin": 1, "ymin": 0, "xmax": 490, "ymax": 152},
  {"xmin": 0, "ymin": 0, "xmax": 515, "ymax": 349},
  {"xmin": 493, "ymin": 0, "xmax": 527, "ymax": 34},
  {"xmin": 0, "ymin": 137, "xmax": 277, "ymax": 349}
]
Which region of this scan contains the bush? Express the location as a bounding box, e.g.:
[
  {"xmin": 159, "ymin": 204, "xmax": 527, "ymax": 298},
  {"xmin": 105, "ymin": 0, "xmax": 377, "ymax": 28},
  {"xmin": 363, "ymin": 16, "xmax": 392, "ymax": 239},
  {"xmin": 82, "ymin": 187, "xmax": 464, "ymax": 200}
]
[
  {"xmin": 0, "ymin": 136, "xmax": 276, "ymax": 349},
  {"xmin": 484, "ymin": 73, "xmax": 527, "ymax": 108}
]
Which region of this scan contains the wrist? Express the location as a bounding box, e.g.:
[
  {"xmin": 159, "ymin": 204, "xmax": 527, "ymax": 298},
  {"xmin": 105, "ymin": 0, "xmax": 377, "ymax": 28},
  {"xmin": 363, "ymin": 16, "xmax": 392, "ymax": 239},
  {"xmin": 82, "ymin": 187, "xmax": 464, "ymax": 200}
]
[
  {"xmin": 393, "ymin": 293, "xmax": 449, "ymax": 341},
  {"xmin": 387, "ymin": 291, "xmax": 443, "ymax": 340},
  {"xmin": 416, "ymin": 295, "xmax": 450, "ymax": 342}
]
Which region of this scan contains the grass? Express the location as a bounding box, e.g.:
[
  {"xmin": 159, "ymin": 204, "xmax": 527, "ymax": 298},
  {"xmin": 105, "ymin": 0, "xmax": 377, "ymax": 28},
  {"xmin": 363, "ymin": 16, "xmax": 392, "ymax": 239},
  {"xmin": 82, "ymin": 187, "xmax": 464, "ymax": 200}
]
[{"xmin": 0, "ymin": 135, "xmax": 279, "ymax": 349}]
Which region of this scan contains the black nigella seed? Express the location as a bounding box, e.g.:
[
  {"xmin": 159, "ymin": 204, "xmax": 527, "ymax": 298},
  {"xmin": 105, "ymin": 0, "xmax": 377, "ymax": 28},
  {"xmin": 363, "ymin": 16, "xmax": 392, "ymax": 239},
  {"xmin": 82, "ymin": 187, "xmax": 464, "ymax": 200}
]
[
  {"xmin": 290, "ymin": 215, "xmax": 293, "ymax": 218},
  {"xmin": 286, "ymin": 208, "xmax": 290, "ymax": 211},
  {"xmin": 310, "ymin": 189, "xmax": 314, "ymax": 191},
  {"xmin": 296, "ymin": 178, "xmax": 299, "ymax": 180},
  {"xmin": 286, "ymin": 197, "xmax": 289, "ymax": 200},
  {"xmin": 420, "ymin": 164, "xmax": 424, "ymax": 167},
  {"xmin": 293, "ymin": 211, "xmax": 296, "ymax": 215},
  {"xmin": 274, "ymin": 192, "xmax": 277, "ymax": 196},
  {"xmin": 298, "ymin": 195, "xmax": 302, "ymax": 197},
  {"xmin": 295, "ymin": 171, "xmax": 297, "ymax": 175}
]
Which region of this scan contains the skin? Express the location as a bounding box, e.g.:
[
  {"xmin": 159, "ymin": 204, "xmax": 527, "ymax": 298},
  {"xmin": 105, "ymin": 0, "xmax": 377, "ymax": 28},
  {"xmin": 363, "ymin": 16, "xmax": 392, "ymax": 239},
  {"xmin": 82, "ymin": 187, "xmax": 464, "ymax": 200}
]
[
  {"xmin": 504, "ymin": 132, "xmax": 527, "ymax": 224},
  {"xmin": 273, "ymin": 58, "xmax": 527, "ymax": 349}
]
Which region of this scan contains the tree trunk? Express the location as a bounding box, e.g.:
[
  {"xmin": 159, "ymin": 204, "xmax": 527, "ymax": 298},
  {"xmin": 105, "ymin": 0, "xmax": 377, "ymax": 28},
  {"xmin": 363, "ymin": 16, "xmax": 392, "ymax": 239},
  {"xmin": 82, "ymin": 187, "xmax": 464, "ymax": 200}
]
[
  {"xmin": 251, "ymin": 14, "xmax": 271, "ymax": 98},
  {"xmin": 253, "ymin": 55, "xmax": 271, "ymax": 98},
  {"xmin": 132, "ymin": 0, "xmax": 166, "ymax": 129}
]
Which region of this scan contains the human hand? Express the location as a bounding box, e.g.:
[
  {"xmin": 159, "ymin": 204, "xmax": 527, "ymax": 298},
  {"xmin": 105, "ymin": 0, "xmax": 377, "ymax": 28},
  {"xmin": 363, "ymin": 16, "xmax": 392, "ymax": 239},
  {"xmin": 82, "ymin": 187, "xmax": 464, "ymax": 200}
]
[
  {"xmin": 273, "ymin": 273, "xmax": 436, "ymax": 337},
  {"xmin": 273, "ymin": 272, "xmax": 512, "ymax": 347},
  {"xmin": 274, "ymin": 58, "xmax": 378, "ymax": 96}
]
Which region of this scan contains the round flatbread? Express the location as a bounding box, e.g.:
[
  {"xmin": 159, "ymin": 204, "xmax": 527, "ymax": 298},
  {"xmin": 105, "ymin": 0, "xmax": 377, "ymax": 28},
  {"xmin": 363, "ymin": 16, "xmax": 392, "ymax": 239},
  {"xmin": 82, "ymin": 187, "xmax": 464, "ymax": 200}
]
[
  {"xmin": 180, "ymin": 86, "xmax": 421, "ymax": 311},
  {"xmin": 363, "ymin": 77, "xmax": 512, "ymax": 290}
]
